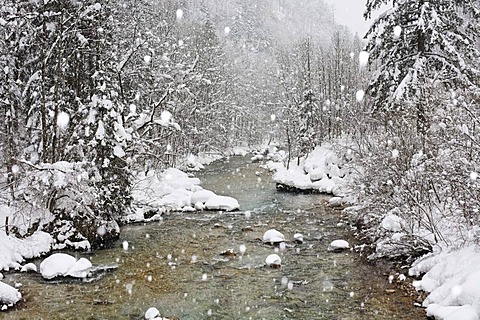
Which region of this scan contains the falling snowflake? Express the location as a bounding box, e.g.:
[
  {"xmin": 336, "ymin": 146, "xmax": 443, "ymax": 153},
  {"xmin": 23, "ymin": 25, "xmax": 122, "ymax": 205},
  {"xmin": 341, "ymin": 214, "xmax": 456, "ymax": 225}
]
[
  {"xmin": 356, "ymin": 90, "xmax": 365, "ymax": 102},
  {"xmin": 470, "ymin": 172, "xmax": 478, "ymax": 181},
  {"xmin": 392, "ymin": 149, "xmax": 399, "ymax": 159},
  {"xmin": 393, "ymin": 26, "xmax": 402, "ymax": 39},
  {"xmin": 57, "ymin": 112, "xmax": 70, "ymax": 130},
  {"xmin": 176, "ymin": 9, "xmax": 183, "ymax": 20},
  {"xmin": 359, "ymin": 51, "xmax": 369, "ymax": 68}
]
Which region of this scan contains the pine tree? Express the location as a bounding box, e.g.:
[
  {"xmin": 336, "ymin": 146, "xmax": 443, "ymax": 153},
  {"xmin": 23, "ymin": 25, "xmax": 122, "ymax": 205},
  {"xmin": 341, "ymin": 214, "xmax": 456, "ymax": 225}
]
[{"xmin": 364, "ymin": 0, "xmax": 480, "ymax": 133}]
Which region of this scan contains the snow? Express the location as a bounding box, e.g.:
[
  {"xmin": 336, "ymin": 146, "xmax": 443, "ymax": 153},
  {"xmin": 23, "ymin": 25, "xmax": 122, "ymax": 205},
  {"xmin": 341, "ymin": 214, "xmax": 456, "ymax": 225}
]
[
  {"xmin": 176, "ymin": 9, "xmax": 183, "ymax": 20},
  {"xmin": 267, "ymin": 144, "xmax": 349, "ymax": 196},
  {"xmin": 470, "ymin": 172, "xmax": 478, "ymax": 181},
  {"xmin": 56, "ymin": 112, "xmax": 70, "ymax": 130},
  {"xmin": 113, "ymin": 144, "xmax": 125, "ymax": 157},
  {"xmin": 0, "ymin": 231, "xmax": 54, "ymax": 271},
  {"xmin": 263, "ymin": 229, "xmax": 285, "ymax": 244},
  {"xmin": 393, "ymin": 25, "xmax": 402, "ymax": 39},
  {"xmin": 410, "ymin": 246, "xmax": 480, "ymax": 319},
  {"xmin": 39, "ymin": 253, "xmax": 92, "ymax": 279},
  {"xmin": 426, "ymin": 304, "xmax": 478, "ymax": 320},
  {"xmin": 20, "ymin": 263, "xmax": 37, "ymax": 273},
  {"xmin": 265, "ymin": 254, "xmax": 281, "ymax": 267},
  {"xmin": 0, "ymin": 281, "xmax": 22, "ymax": 309},
  {"xmin": 181, "ymin": 152, "xmax": 222, "ymax": 172},
  {"xmin": 380, "ymin": 214, "xmax": 403, "ymax": 232},
  {"xmin": 145, "ymin": 307, "xmax": 160, "ymax": 319},
  {"xmin": 204, "ymin": 195, "xmax": 239, "ymax": 211},
  {"xmin": 95, "ymin": 120, "xmax": 105, "ymax": 140},
  {"xmin": 191, "ymin": 190, "xmax": 216, "ymax": 204},
  {"xmin": 328, "ymin": 196, "xmax": 344, "ymax": 207},
  {"xmin": 355, "ymin": 90, "xmax": 365, "ymax": 102},
  {"xmin": 329, "ymin": 240, "xmax": 350, "ymax": 251},
  {"xmin": 293, "ymin": 233, "xmax": 304, "ymax": 243},
  {"xmin": 359, "ymin": 51, "xmax": 369, "ymax": 68},
  {"xmin": 129, "ymin": 167, "xmax": 240, "ymax": 221}
]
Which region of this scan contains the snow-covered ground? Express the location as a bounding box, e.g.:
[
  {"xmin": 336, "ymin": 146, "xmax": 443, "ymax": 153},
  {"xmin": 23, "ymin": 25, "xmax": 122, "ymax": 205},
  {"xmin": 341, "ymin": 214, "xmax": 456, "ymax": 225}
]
[
  {"xmin": 2, "ymin": 144, "xmax": 480, "ymax": 317},
  {"xmin": 0, "ymin": 230, "xmax": 53, "ymax": 271},
  {"xmin": 265, "ymin": 144, "xmax": 352, "ymax": 198},
  {"xmin": 0, "ymin": 151, "xmax": 241, "ymax": 308},
  {"xmin": 409, "ymin": 246, "xmax": 480, "ymax": 320},
  {"xmin": 127, "ymin": 167, "xmax": 239, "ymax": 222},
  {"xmin": 263, "ymin": 142, "xmax": 480, "ymax": 319}
]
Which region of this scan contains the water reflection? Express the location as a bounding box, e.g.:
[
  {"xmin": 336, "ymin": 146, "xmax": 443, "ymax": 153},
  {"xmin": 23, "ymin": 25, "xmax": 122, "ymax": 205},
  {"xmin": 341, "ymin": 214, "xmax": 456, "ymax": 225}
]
[{"xmin": 3, "ymin": 156, "xmax": 424, "ymax": 319}]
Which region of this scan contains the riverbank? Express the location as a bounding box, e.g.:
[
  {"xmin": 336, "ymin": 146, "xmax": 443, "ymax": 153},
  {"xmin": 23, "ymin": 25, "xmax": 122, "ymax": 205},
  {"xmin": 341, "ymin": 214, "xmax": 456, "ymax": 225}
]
[
  {"xmin": 1, "ymin": 155, "xmax": 425, "ymax": 319},
  {"xmin": 266, "ymin": 143, "xmax": 480, "ymax": 320}
]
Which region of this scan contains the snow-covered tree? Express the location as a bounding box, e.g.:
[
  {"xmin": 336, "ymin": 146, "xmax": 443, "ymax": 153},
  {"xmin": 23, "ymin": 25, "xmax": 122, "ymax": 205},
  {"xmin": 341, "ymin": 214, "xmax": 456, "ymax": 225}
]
[{"xmin": 364, "ymin": 0, "xmax": 480, "ymax": 133}]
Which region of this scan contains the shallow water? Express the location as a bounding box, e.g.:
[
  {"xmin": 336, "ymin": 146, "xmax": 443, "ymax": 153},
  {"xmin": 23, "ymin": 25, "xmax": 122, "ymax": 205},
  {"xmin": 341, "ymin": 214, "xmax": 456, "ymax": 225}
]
[{"xmin": 3, "ymin": 156, "xmax": 425, "ymax": 319}]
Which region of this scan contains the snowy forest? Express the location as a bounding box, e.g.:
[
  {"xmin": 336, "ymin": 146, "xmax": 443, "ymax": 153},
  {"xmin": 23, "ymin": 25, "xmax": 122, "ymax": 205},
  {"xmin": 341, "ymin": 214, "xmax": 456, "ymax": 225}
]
[{"xmin": 1, "ymin": 0, "xmax": 480, "ymax": 318}]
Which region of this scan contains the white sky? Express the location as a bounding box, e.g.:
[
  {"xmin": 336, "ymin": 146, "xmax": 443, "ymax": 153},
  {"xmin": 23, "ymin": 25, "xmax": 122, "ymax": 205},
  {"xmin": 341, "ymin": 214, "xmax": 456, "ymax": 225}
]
[{"xmin": 323, "ymin": 0, "xmax": 377, "ymax": 37}]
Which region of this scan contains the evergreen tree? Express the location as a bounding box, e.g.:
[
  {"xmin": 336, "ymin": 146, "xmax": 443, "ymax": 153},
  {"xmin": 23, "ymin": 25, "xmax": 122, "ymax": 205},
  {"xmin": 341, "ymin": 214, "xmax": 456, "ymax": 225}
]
[{"xmin": 364, "ymin": 0, "xmax": 480, "ymax": 133}]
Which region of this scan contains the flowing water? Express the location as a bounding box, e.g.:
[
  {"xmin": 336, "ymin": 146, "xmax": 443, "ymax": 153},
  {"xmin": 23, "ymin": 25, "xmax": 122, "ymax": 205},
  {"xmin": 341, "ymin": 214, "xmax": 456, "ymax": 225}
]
[{"xmin": 3, "ymin": 156, "xmax": 425, "ymax": 319}]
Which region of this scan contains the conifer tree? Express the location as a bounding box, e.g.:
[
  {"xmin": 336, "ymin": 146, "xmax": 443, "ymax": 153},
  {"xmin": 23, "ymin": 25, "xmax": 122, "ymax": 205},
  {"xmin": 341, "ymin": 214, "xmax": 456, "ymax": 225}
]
[{"xmin": 364, "ymin": 0, "xmax": 480, "ymax": 133}]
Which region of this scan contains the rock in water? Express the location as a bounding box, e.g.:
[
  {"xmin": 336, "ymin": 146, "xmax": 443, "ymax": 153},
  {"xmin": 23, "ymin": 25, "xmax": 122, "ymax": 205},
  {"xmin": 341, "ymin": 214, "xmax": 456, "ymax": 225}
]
[
  {"xmin": 20, "ymin": 263, "xmax": 37, "ymax": 273},
  {"xmin": 263, "ymin": 229, "xmax": 285, "ymax": 244},
  {"xmin": 293, "ymin": 233, "xmax": 304, "ymax": 244},
  {"xmin": 145, "ymin": 307, "xmax": 160, "ymax": 319},
  {"xmin": 40, "ymin": 253, "xmax": 92, "ymax": 279},
  {"xmin": 329, "ymin": 239, "xmax": 350, "ymax": 251},
  {"xmin": 265, "ymin": 254, "xmax": 282, "ymax": 268},
  {"xmin": 328, "ymin": 197, "xmax": 343, "ymax": 207},
  {"xmin": 68, "ymin": 258, "xmax": 93, "ymax": 278},
  {"xmin": 0, "ymin": 281, "xmax": 22, "ymax": 309}
]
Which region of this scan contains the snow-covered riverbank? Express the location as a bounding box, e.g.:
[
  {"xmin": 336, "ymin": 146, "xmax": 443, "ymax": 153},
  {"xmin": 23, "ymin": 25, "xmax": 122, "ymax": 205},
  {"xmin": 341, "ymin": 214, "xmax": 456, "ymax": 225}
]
[
  {"xmin": 2, "ymin": 145, "xmax": 480, "ymax": 318},
  {"xmin": 265, "ymin": 143, "xmax": 480, "ymax": 320},
  {"xmin": 0, "ymin": 150, "xmax": 245, "ymax": 309}
]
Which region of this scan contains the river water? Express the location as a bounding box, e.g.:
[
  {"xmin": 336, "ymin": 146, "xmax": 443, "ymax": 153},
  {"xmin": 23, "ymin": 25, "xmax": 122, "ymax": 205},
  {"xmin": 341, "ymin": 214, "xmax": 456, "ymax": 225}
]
[{"xmin": 4, "ymin": 156, "xmax": 425, "ymax": 319}]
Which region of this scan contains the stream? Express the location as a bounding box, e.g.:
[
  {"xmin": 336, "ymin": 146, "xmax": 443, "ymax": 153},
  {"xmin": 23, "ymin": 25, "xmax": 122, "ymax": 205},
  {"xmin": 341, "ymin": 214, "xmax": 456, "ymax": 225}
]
[{"xmin": 3, "ymin": 156, "xmax": 425, "ymax": 319}]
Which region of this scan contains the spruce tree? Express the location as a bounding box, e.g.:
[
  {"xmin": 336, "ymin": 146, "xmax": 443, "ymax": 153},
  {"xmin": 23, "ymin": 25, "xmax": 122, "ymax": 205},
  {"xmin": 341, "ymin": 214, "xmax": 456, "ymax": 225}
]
[{"xmin": 364, "ymin": 0, "xmax": 480, "ymax": 132}]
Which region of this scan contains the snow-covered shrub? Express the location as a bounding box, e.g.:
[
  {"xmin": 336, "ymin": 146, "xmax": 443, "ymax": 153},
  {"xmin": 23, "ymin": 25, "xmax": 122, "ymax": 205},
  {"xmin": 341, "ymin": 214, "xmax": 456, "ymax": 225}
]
[
  {"xmin": 350, "ymin": 91, "xmax": 480, "ymax": 260},
  {"xmin": 4, "ymin": 161, "xmax": 125, "ymax": 248}
]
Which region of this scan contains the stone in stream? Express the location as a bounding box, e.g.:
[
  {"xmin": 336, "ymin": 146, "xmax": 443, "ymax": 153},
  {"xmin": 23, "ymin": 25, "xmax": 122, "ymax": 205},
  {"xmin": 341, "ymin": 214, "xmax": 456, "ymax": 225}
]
[
  {"xmin": 145, "ymin": 307, "xmax": 160, "ymax": 319},
  {"xmin": 262, "ymin": 229, "xmax": 285, "ymax": 244},
  {"xmin": 265, "ymin": 254, "xmax": 282, "ymax": 268},
  {"xmin": 40, "ymin": 253, "xmax": 93, "ymax": 279},
  {"xmin": 328, "ymin": 196, "xmax": 344, "ymax": 208},
  {"xmin": 328, "ymin": 239, "xmax": 350, "ymax": 251},
  {"xmin": 20, "ymin": 263, "xmax": 37, "ymax": 273},
  {"xmin": 0, "ymin": 281, "xmax": 22, "ymax": 310},
  {"xmin": 293, "ymin": 233, "xmax": 304, "ymax": 244}
]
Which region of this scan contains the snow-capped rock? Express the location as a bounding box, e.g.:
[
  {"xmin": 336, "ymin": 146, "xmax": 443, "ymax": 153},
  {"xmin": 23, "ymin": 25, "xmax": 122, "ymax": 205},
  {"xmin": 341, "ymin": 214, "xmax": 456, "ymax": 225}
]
[
  {"xmin": 204, "ymin": 195, "xmax": 239, "ymax": 211},
  {"xmin": 265, "ymin": 254, "xmax": 282, "ymax": 267},
  {"xmin": 191, "ymin": 190, "xmax": 216, "ymax": 204},
  {"xmin": 145, "ymin": 307, "xmax": 160, "ymax": 319},
  {"xmin": 39, "ymin": 253, "xmax": 92, "ymax": 279},
  {"xmin": 328, "ymin": 197, "xmax": 344, "ymax": 207},
  {"xmin": 20, "ymin": 263, "xmax": 37, "ymax": 273},
  {"xmin": 329, "ymin": 239, "xmax": 350, "ymax": 251},
  {"xmin": 293, "ymin": 233, "xmax": 304, "ymax": 244},
  {"xmin": 263, "ymin": 229, "xmax": 285, "ymax": 244},
  {"xmin": 0, "ymin": 281, "xmax": 22, "ymax": 309}
]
